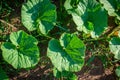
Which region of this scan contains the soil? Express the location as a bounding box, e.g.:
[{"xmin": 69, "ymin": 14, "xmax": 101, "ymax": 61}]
[
  {"xmin": 77, "ymin": 54, "xmax": 116, "ymax": 80},
  {"xmin": 0, "ymin": 0, "xmax": 119, "ymax": 80}
]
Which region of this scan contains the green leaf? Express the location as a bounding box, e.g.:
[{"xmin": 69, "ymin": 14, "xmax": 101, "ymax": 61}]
[
  {"xmin": 60, "ymin": 33, "xmax": 85, "ymax": 63},
  {"xmin": 118, "ymin": 30, "xmax": 120, "ymax": 37},
  {"xmin": 53, "ymin": 68, "xmax": 77, "ymax": 80},
  {"xmin": 99, "ymin": 0, "xmax": 120, "ymax": 20},
  {"xmin": 1, "ymin": 30, "xmax": 40, "ymax": 69},
  {"xmin": 109, "ymin": 37, "xmax": 120, "ymax": 60},
  {"xmin": 68, "ymin": 74, "xmax": 78, "ymax": 80},
  {"xmin": 99, "ymin": 0, "xmax": 117, "ymax": 16},
  {"xmin": 0, "ymin": 66, "xmax": 8, "ymax": 80},
  {"xmin": 116, "ymin": 66, "xmax": 120, "ymax": 77},
  {"xmin": 64, "ymin": 0, "xmax": 108, "ymax": 38},
  {"xmin": 47, "ymin": 33, "xmax": 85, "ymax": 72},
  {"xmin": 70, "ymin": 0, "xmax": 80, "ymax": 8},
  {"xmin": 53, "ymin": 68, "xmax": 61, "ymax": 78},
  {"xmin": 21, "ymin": 0, "xmax": 56, "ymax": 35}
]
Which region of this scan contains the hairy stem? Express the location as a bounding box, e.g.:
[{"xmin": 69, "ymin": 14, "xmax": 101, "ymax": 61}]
[
  {"xmin": 0, "ymin": 19, "xmax": 15, "ymax": 28},
  {"xmin": 108, "ymin": 25, "xmax": 120, "ymax": 37}
]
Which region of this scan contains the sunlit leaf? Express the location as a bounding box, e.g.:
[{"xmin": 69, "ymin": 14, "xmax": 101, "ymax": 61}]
[
  {"xmin": 64, "ymin": 0, "xmax": 108, "ymax": 38},
  {"xmin": 109, "ymin": 37, "xmax": 120, "ymax": 60},
  {"xmin": 99, "ymin": 0, "xmax": 120, "ymax": 20},
  {"xmin": 47, "ymin": 33, "xmax": 85, "ymax": 72},
  {"xmin": 22, "ymin": 0, "xmax": 56, "ymax": 35},
  {"xmin": 1, "ymin": 30, "xmax": 40, "ymax": 69}
]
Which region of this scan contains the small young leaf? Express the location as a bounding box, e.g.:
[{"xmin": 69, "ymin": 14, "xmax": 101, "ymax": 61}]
[
  {"xmin": 0, "ymin": 66, "xmax": 8, "ymax": 80},
  {"xmin": 53, "ymin": 68, "xmax": 77, "ymax": 80},
  {"xmin": 1, "ymin": 30, "xmax": 40, "ymax": 69},
  {"xmin": 22, "ymin": 0, "xmax": 56, "ymax": 35},
  {"xmin": 109, "ymin": 37, "xmax": 120, "ymax": 60},
  {"xmin": 47, "ymin": 33, "xmax": 85, "ymax": 72},
  {"xmin": 64, "ymin": 0, "xmax": 108, "ymax": 38},
  {"xmin": 116, "ymin": 66, "xmax": 120, "ymax": 77}
]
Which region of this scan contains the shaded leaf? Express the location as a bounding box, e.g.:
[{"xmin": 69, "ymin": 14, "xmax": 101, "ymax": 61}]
[
  {"xmin": 0, "ymin": 66, "xmax": 8, "ymax": 80},
  {"xmin": 116, "ymin": 66, "xmax": 120, "ymax": 77}
]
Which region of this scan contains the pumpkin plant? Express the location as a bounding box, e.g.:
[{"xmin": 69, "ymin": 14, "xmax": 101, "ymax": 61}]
[
  {"xmin": 1, "ymin": 30, "xmax": 40, "ymax": 69},
  {"xmin": 0, "ymin": 0, "xmax": 120, "ymax": 79}
]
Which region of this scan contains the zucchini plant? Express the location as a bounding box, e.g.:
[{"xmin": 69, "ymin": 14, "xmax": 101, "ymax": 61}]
[{"xmin": 0, "ymin": 0, "xmax": 120, "ymax": 79}]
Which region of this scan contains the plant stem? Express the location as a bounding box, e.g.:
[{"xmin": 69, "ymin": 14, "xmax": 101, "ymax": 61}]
[
  {"xmin": 108, "ymin": 25, "xmax": 120, "ymax": 37},
  {"xmin": 60, "ymin": 0, "xmax": 62, "ymax": 12},
  {"xmin": 56, "ymin": 25, "xmax": 69, "ymax": 32},
  {"xmin": 0, "ymin": 19, "xmax": 15, "ymax": 28},
  {"xmin": 44, "ymin": 35, "xmax": 53, "ymax": 39},
  {"xmin": 84, "ymin": 25, "xmax": 120, "ymax": 42},
  {"xmin": 84, "ymin": 37, "xmax": 110, "ymax": 42},
  {"xmin": 38, "ymin": 40, "xmax": 48, "ymax": 43}
]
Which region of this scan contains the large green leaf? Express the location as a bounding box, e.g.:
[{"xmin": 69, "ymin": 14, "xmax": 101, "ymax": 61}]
[
  {"xmin": 109, "ymin": 37, "xmax": 120, "ymax": 60},
  {"xmin": 0, "ymin": 66, "xmax": 8, "ymax": 80},
  {"xmin": 1, "ymin": 30, "xmax": 40, "ymax": 69},
  {"xmin": 64, "ymin": 0, "xmax": 108, "ymax": 38},
  {"xmin": 22, "ymin": 0, "xmax": 56, "ymax": 35},
  {"xmin": 47, "ymin": 33, "xmax": 85, "ymax": 72},
  {"xmin": 99, "ymin": 0, "xmax": 120, "ymax": 20}
]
